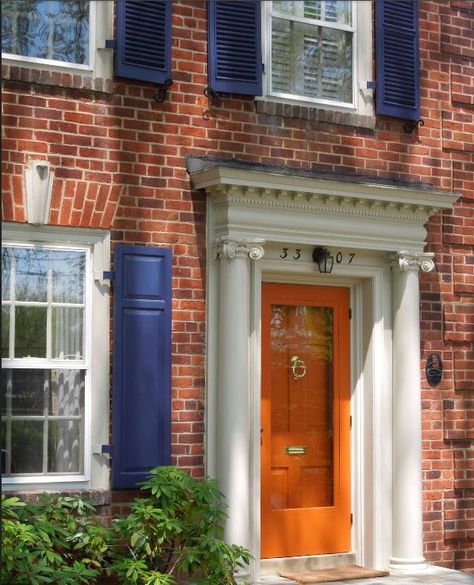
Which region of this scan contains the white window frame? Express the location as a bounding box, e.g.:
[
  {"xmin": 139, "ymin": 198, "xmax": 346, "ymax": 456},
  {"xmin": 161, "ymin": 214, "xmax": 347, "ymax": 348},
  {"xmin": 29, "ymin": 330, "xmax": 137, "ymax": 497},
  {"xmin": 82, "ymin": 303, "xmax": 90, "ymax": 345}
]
[
  {"xmin": 261, "ymin": 1, "xmax": 373, "ymax": 116},
  {"xmin": 2, "ymin": 224, "xmax": 110, "ymax": 491},
  {"xmin": 1, "ymin": 0, "xmax": 113, "ymax": 80}
]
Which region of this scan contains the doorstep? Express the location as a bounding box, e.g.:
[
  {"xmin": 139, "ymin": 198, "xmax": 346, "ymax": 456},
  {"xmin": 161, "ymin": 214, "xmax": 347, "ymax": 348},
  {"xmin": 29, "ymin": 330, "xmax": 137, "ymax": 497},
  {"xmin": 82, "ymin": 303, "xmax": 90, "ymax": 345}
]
[{"xmin": 255, "ymin": 565, "xmax": 473, "ymax": 585}]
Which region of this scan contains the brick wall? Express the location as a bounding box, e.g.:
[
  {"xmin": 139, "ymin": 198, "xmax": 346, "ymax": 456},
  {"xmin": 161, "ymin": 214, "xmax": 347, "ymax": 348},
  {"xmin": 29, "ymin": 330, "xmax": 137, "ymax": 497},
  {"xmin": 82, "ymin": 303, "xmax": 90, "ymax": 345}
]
[
  {"xmin": 1, "ymin": 0, "xmax": 472, "ymax": 572},
  {"xmin": 420, "ymin": 0, "xmax": 474, "ymax": 572}
]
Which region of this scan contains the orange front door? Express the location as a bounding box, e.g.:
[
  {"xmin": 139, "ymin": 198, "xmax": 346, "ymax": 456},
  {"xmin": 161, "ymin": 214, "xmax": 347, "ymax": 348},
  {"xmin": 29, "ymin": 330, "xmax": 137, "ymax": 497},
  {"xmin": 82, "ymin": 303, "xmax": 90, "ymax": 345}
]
[{"xmin": 261, "ymin": 283, "xmax": 351, "ymax": 559}]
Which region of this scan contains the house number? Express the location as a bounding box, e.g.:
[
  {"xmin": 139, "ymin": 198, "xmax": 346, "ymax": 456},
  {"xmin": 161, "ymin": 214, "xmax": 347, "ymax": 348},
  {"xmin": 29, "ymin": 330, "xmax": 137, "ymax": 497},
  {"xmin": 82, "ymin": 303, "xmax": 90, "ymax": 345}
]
[
  {"xmin": 280, "ymin": 248, "xmax": 356, "ymax": 263},
  {"xmin": 280, "ymin": 248, "xmax": 301, "ymax": 260}
]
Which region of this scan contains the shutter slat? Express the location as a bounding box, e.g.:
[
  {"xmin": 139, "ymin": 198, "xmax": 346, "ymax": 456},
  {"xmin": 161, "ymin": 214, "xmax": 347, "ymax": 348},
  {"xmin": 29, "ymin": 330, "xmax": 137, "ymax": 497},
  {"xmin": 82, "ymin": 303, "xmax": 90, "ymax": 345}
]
[
  {"xmin": 208, "ymin": 0, "xmax": 262, "ymax": 95},
  {"xmin": 375, "ymin": 0, "xmax": 420, "ymax": 121},
  {"xmin": 112, "ymin": 245, "xmax": 172, "ymax": 489},
  {"xmin": 116, "ymin": 0, "xmax": 172, "ymax": 84}
]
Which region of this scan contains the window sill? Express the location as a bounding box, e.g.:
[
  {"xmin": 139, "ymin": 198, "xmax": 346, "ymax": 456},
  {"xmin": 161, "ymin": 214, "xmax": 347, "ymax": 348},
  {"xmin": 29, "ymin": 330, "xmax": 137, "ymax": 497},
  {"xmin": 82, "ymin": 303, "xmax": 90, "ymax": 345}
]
[
  {"xmin": 255, "ymin": 98, "xmax": 375, "ymax": 130},
  {"xmin": 1, "ymin": 61, "xmax": 113, "ymax": 94},
  {"xmin": 2, "ymin": 477, "xmax": 90, "ymax": 492}
]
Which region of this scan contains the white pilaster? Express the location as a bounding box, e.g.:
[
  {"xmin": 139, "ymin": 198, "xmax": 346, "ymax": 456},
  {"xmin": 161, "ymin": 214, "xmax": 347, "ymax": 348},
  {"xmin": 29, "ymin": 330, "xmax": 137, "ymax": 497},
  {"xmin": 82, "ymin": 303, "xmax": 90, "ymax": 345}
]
[
  {"xmin": 215, "ymin": 238, "xmax": 264, "ymax": 549},
  {"xmin": 389, "ymin": 251, "xmax": 434, "ymax": 572}
]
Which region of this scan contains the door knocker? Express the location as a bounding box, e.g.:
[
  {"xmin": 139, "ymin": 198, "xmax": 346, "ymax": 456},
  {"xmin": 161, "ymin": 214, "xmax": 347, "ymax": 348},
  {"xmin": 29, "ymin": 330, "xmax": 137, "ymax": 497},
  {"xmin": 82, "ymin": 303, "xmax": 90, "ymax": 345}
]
[{"xmin": 290, "ymin": 356, "xmax": 306, "ymax": 380}]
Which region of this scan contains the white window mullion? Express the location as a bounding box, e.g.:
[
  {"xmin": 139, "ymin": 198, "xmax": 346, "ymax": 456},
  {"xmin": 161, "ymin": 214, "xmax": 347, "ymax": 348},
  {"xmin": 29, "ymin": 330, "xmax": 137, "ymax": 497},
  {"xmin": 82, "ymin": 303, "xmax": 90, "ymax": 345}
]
[{"xmin": 42, "ymin": 371, "xmax": 49, "ymax": 474}]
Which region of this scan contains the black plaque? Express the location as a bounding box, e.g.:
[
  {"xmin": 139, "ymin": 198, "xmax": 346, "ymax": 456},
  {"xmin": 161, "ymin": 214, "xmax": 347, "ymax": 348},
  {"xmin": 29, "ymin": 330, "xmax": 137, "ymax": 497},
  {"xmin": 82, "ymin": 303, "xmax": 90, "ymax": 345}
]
[{"xmin": 426, "ymin": 354, "xmax": 442, "ymax": 386}]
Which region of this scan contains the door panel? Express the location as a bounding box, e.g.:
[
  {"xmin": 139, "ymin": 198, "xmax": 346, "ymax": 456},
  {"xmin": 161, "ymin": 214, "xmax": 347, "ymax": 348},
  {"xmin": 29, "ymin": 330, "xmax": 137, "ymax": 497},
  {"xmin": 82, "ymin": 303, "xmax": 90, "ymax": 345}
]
[{"xmin": 261, "ymin": 283, "xmax": 351, "ymax": 558}]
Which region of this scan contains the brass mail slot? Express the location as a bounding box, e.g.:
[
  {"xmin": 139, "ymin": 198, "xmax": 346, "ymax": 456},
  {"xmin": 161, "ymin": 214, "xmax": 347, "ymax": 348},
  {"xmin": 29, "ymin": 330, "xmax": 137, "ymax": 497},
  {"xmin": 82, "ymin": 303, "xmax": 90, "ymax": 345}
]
[{"xmin": 285, "ymin": 446, "xmax": 307, "ymax": 455}]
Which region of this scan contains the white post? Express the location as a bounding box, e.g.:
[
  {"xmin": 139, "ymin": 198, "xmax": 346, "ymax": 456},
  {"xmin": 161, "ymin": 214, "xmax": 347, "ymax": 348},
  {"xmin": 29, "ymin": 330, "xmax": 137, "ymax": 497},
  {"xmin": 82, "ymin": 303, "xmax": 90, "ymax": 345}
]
[
  {"xmin": 215, "ymin": 238, "xmax": 264, "ymax": 550},
  {"xmin": 390, "ymin": 251, "xmax": 434, "ymax": 572}
]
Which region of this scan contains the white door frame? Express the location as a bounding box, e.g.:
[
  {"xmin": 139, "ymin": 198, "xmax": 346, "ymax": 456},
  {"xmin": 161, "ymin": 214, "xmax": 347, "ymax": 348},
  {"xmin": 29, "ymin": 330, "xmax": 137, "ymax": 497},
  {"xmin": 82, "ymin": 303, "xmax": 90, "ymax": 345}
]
[{"xmin": 191, "ymin": 165, "xmax": 457, "ymax": 580}]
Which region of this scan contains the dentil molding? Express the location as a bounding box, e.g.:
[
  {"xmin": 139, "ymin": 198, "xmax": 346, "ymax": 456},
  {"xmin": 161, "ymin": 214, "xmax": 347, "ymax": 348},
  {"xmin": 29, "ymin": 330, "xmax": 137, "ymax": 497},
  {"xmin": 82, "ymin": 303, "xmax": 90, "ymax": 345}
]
[{"xmin": 190, "ymin": 166, "xmax": 459, "ymax": 224}]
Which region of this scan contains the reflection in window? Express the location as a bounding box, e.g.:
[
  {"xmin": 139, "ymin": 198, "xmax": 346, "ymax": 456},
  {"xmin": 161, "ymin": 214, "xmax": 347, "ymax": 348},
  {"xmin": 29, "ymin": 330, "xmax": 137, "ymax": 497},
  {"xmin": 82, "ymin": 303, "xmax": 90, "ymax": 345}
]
[
  {"xmin": 1, "ymin": 244, "xmax": 87, "ymax": 477},
  {"xmin": 2, "ymin": 247, "xmax": 85, "ymax": 360},
  {"xmin": 270, "ymin": 304, "xmax": 334, "ymax": 509},
  {"xmin": 270, "ymin": 0, "xmax": 353, "ymax": 104},
  {"xmin": 1, "ymin": 0, "xmax": 90, "ymax": 65}
]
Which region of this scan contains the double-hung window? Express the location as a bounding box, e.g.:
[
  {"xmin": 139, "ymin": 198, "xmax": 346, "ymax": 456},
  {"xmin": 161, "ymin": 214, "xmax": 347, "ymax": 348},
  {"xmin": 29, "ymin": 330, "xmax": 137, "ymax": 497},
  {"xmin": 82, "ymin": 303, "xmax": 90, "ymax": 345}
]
[
  {"xmin": 1, "ymin": 0, "xmax": 113, "ymax": 79},
  {"xmin": 208, "ymin": 1, "xmax": 373, "ymax": 116},
  {"xmin": 1, "ymin": 225, "xmax": 110, "ymax": 490},
  {"xmin": 262, "ymin": 1, "xmax": 373, "ymax": 115},
  {"xmin": 268, "ymin": 1, "xmax": 354, "ymax": 106}
]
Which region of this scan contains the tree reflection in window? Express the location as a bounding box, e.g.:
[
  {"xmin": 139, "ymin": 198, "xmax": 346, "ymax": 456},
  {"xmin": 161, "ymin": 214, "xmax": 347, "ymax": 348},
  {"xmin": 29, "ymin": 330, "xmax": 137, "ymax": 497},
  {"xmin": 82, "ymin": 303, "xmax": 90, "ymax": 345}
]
[{"xmin": 2, "ymin": 0, "xmax": 89, "ymax": 65}]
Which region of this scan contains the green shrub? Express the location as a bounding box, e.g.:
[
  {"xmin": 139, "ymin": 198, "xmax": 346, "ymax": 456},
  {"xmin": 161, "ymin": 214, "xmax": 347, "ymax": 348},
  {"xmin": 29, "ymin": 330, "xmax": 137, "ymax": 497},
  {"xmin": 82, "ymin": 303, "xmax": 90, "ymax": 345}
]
[
  {"xmin": 1, "ymin": 494, "xmax": 110, "ymax": 585},
  {"xmin": 109, "ymin": 466, "xmax": 252, "ymax": 585}
]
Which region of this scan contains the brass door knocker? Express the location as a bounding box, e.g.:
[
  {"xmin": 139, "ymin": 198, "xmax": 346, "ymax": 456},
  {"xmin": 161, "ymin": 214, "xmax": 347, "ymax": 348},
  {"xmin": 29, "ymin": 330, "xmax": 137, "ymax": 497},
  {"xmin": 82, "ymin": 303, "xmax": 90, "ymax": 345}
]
[{"xmin": 290, "ymin": 356, "xmax": 306, "ymax": 380}]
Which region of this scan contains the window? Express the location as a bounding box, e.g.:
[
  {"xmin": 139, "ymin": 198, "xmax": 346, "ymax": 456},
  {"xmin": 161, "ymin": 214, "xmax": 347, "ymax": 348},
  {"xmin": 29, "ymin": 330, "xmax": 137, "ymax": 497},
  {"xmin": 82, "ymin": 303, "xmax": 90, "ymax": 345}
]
[
  {"xmin": 1, "ymin": 225, "xmax": 110, "ymax": 489},
  {"xmin": 262, "ymin": 0, "xmax": 373, "ymax": 114},
  {"xmin": 207, "ymin": 1, "xmax": 373, "ymax": 116},
  {"xmin": 1, "ymin": 0, "xmax": 113, "ymax": 79},
  {"xmin": 2, "ymin": 1, "xmax": 90, "ymax": 66},
  {"xmin": 2, "ymin": 246, "xmax": 87, "ymax": 478},
  {"xmin": 269, "ymin": 1, "xmax": 353, "ymax": 103}
]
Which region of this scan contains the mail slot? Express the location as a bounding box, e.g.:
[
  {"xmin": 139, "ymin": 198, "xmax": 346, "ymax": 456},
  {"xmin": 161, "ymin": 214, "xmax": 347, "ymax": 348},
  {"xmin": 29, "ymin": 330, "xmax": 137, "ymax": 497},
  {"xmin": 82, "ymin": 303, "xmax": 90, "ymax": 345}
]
[{"xmin": 285, "ymin": 446, "xmax": 307, "ymax": 455}]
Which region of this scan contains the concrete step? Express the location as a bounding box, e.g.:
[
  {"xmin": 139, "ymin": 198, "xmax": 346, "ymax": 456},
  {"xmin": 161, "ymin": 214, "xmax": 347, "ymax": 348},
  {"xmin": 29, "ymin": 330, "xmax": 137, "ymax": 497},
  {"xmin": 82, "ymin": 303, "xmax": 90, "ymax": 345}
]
[{"xmin": 260, "ymin": 552, "xmax": 357, "ymax": 576}]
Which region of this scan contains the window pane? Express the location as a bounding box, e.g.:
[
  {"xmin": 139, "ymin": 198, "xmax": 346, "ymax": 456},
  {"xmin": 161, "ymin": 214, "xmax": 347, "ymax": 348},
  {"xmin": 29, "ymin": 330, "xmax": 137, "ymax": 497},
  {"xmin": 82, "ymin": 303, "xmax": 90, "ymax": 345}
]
[
  {"xmin": 270, "ymin": 305, "xmax": 334, "ymax": 509},
  {"xmin": 2, "ymin": 247, "xmax": 12, "ymax": 301},
  {"xmin": 2, "ymin": 307, "xmax": 10, "ymax": 358},
  {"xmin": 52, "ymin": 307, "xmax": 84, "ymax": 360},
  {"xmin": 272, "ymin": 1, "xmax": 351, "ymax": 25},
  {"xmin": 324, "ymin": 0, "xmax": 351, "ymax": 25},
  {"xmin": 51, "ymin": 250, "xmax": 85, "ymax": 303},
  {"xmin": 48, "ymin": 420, "xmax": 82, "ymax": 473},
  {"xmin": 3, "ymin": 369, "xmax": 46, "ymax": 416},
  {"xmin": 15, "ymin": 306, "xmax": 47, "ymax": 358},
  {"xmin": 272, "ymin": 18, "xmax": 352, "ymax": 102},
  {"xmin": 1, "ymin": 421, "xmax": 6, "ymax": 475},
  {"xmin": 49, "ymin": 369, "xmax": 84, "ymax": 416},
  {"xmin": 15, "ymin": 247, "xmax": 49, "ymax": 302},
  {"xmin": 1, "ymin": 0, "xmax": 90, "ymax": 65},
  {"xmin": 11, "ymin": 420, "xmax": 44, "ymax": 474},
  {"xmin": 1, "ymin": 369, "xmax": 7, "ymax": 415}
]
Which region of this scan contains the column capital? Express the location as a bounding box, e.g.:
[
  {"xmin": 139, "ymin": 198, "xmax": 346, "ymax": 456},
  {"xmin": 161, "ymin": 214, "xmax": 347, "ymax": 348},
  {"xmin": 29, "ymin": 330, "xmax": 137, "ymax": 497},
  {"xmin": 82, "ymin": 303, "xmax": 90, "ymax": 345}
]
[
  {"xmin": 215, "ymin": 237, "xmax": 265, "ymax": 261},
  {"xmin": 391, "ymin": 251, "xmax": 435, "ymax": 273}
]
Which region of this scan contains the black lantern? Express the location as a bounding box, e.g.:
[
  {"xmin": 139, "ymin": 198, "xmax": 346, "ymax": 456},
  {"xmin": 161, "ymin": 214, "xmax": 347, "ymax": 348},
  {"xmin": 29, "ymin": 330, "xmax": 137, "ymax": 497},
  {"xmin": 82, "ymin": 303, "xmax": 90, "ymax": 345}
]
[{"xmin": 312, "ymin": 247, "xmax": 334, "ymax": 274}]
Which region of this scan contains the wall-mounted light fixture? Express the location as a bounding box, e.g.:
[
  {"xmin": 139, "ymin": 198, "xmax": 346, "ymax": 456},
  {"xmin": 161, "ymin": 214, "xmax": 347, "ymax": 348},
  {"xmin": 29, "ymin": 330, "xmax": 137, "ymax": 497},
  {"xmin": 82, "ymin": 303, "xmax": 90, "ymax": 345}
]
[
  {"xmin": 312, "ymin": 247, "xmax": 334, "ymax": 274},
  {"xmin": 24, "ymin": 160, "xmax": 54, "ymax": 225}
]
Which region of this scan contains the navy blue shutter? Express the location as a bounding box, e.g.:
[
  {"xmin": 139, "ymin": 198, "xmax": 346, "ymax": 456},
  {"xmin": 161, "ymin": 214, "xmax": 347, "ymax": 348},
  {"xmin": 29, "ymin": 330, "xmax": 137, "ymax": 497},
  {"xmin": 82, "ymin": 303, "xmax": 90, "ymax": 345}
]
[
  {"xmin": 116, "ymin": 0, "xmax": 172, "ymax": 84},
  {"xmin": 208, "ymin": 0, "xmax": 262, "ymax": 96},
  {"xmin": 112, "ymin": 245, "xmax": 172, "ymax": 489},
  {"xmin": 376, "ymin": 0, "xmax": 420, "ymax": 121}
]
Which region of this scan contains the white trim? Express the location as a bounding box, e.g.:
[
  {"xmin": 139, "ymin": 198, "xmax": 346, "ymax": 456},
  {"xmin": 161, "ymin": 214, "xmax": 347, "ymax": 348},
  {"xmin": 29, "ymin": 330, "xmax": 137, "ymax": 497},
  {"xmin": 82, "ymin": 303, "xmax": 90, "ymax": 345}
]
[
  {"xmin": 191, "ymin": 166, "xmax": 459, "ymax": 211},
  {"xmin": 2, "ymin": 53, "xmax": 93, "ymax": 72},
  {"xmin": 1, "ymin": 223, "xmax": 110, "ymax": 491},
  {"xmin": 198, "ymin": 165, "xmax": 458, "ymax": 578},
  {"xmin": 193, "ymin": 166, "xmax": 459, "ymax": 254},
  {"xmin": 261, "ymin": 1, "xmax": 374, "ymax": 116},
  {"xmin": 1, "ymin": 1, "xmax": 113, "ymax": 81}
]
